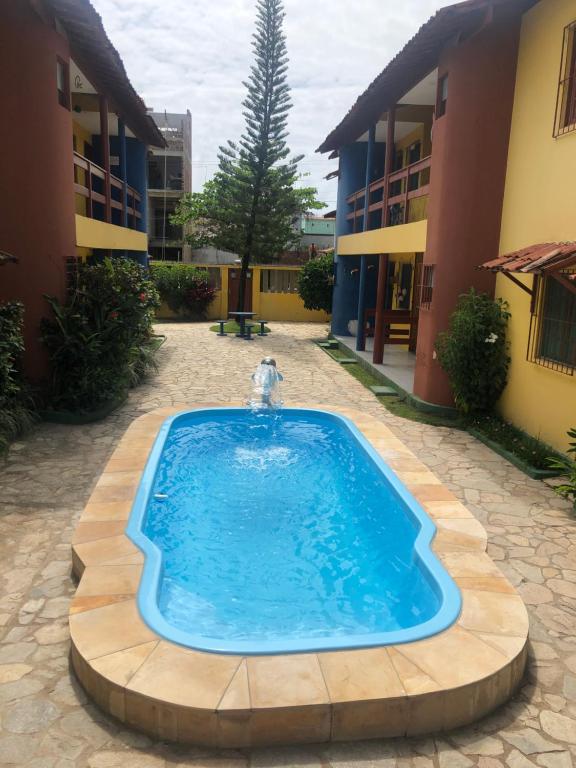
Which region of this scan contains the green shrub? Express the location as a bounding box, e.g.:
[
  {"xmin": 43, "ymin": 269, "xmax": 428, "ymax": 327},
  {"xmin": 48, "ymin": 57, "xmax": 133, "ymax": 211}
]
[
  {"xmin": 548, "ymin": 427, "xmax": 576, "ymax": 505},
  {"xmin": 41, "ymin": 258, "xmax": 161, "ymax": 413},
  {"xmin": 435, "ymin": 289, "xmax": 511, "ymax": 415},
  {"xmin": 150, "ymin": 263, "xmax": 216, "ymax": 318},
  {"xmin": 297, "ymin": 252, "xmax": 334, "ymax": 314},
  {"xmin": 0, "ymin": 301, "xmax": 35, "ymax": 454}
]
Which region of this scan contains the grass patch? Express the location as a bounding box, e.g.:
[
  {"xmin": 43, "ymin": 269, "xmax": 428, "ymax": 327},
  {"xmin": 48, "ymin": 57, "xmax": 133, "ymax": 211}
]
[
  {"xmin": 320, "ymin": 339, "xmax": 564, "ymax": 475},
  {"xmin": 209, "ymin": 321, "xmax": 271, "ymax": 334},
  {"xmin": 321, "ymin": 344, "xmax": 464, "ymax": 428},
  {"xmin": 469, "ymin": 414, "xmax": 562, "ymax": 471}
]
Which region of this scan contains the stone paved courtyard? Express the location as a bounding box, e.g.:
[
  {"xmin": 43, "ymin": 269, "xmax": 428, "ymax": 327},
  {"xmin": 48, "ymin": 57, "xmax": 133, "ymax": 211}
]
[{"xmin": 0, "ymin": 322, "xmax": 575, "ymax": 768}]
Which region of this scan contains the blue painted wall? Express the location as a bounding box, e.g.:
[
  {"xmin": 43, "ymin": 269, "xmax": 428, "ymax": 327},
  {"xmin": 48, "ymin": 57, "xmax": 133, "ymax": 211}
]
[{"xmin": 332, "ymin": 143, "xmax": 368, "ymax": 336}]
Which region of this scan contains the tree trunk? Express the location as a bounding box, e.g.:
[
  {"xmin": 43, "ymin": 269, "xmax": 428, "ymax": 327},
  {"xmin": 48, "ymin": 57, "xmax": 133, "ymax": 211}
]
[{"xmin": 237, "ymin": 185, "xmax": 261, "ymax": 312}]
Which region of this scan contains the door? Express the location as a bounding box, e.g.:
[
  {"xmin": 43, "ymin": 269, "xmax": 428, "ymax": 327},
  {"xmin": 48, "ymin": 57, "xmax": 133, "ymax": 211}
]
[
  {"xmin": 409, "ymin": 253, "xmax": 423, "ymax": 353},
  {"xmin": 227, "ymin": 269, "xmax": 253, "ymax": 313}
]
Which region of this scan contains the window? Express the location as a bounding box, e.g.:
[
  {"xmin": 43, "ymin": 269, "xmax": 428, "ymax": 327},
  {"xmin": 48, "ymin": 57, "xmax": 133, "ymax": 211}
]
[
  {"xmin": 260, "ymin": 269, "xmax": 300, "ymax": 294},
  {"xmin": 206, "ymin": 267, "xmax": 221, "ymax": 291},
  {"xmin": 554, "ymin": 21, "xmax": 576, "ymax": 136},
  {"xmin": 56, "ymin": 58, "xmax": 70, "ymax": 109},
  {"xmin": 528, "ymin": 275, "xmax": 576, "ymax": 374},
  {"xmin": 419, "ymin": 264, "xmax": 435, "ymax": 309},
  {"xmin": 436, "ymin": 75, "xmax": 448, "ymax": 118}
]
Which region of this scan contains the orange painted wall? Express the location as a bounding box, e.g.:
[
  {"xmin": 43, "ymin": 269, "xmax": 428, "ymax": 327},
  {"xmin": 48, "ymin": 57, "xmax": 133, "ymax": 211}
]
[
  {"xmin": 413, "ymin": 7, "xmax": 522, "ymax": 407},
  {"xmin": 0, "ymin": 1, "xmax": 76, "ymax": 379}
]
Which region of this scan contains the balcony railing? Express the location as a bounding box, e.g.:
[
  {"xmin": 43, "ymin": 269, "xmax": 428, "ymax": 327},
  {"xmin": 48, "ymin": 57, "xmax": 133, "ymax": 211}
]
[
  {"xmin": 346, "ymin": 155, "xmax": 431, "ymax": 233},
  {"xmin": 73, "ymin": 152, "xmax": 142, "ymax": 229}
]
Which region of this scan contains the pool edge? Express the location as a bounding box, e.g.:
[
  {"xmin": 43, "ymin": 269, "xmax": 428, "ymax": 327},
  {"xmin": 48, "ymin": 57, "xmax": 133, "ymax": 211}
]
[{"xmin": 69, "ymin": 402, "xmax": 529, "ymax": 747}]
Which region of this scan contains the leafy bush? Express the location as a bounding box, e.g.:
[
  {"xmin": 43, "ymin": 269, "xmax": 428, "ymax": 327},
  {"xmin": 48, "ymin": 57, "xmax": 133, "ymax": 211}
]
[
  {"xmin": 41, "ymin": 258, "xmax": 160, "ymax": 413},
  {"xmin": 435, "ymin": 289, "xmax": 511, "ymax": 414},
  {"xmin": 548, "ymin": 428, "xmax": 576, "ymax": 505},
  {"xmin": 297, "ymin": 252, "xmax": 334, "ymax": 314},
  {"xmin": 0, "ymin": 301, "xmax": 35, "ymax": 453},
  {"xmin": 150, "ymin": 263, "xmax": 216, "ymax": 318}
]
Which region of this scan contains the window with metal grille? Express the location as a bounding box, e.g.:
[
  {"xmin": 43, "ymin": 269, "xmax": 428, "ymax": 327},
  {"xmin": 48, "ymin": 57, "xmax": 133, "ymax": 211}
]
[
  {"xmin": 419, "ymin": 264, "xmax": 435, "ymax": 309},
  {"xmin": 554, "ymin": 21, "xmax": 576, "ymax": 137},
  {"xmin": 260, "ymin": 269, "xmax": 300, "ymax": 294},
  {"xmin": 527, "ymin": 275, "xmax": 576, "ymax": 375}
]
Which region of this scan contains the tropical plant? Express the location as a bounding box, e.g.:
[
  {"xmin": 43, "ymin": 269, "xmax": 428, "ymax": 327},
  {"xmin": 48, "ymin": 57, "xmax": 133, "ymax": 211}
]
[
  {"xmin": 547, "ymin": 427, "xmax": 576, "ymax": 505},
  {"xmin": 171, "ymin": 0, "xmax": 323, "ymax": 309},
  {"xmin": 435, "ymin": 288, "xmax": 511, "ymax": 414},
  {"xmin": 0, "ymin": 301, "xmax": 35, "ymax": 454},
  {"xmin": 41, "ymin": 258, "xmax": 161, "ymax": 412},
  {"xmin": 297, "ymin": 251, "xmax": 334, "ymax": 313},
  {"xmin": 150, "ymin": 263, "xmax": 216, "ymax": 317}
]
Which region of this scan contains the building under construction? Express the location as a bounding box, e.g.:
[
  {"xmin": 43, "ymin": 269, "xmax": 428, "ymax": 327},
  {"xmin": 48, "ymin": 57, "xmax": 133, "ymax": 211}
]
[{"xmin": 147, "ymin": 110, "xmax": 192, "ymax": 261}]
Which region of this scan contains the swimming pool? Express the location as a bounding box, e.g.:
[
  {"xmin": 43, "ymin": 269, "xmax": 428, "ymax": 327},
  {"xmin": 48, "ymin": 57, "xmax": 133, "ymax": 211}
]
[{"xmin": 127, "ymin": 407, "xmax": 461, "ymax": 654}]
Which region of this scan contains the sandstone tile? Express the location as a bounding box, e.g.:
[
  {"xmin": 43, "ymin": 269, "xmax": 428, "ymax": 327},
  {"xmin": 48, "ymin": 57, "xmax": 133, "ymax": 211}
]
[
  {"xmin": 128, "ymin": 642, "xmax": 240, "ymax": 709},
  {"xmin": 247, "ymin": 654, "xmax": 329, "ymax": 709},
  {"xmin": 70, "ymin": 599, "xmax": 156, "ymax": 660},
  {"xmin": 318, "ymin": 647, "xmax": 405, "ymax": 702}
]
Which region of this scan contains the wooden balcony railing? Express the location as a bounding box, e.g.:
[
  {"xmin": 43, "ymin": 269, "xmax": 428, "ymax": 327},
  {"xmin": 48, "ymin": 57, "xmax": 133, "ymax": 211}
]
[
  {"xmin": 346, "ymin": 155, "xmax": 431, "ymax": 233},
  {"xmin": 73, "ymin": 152, "xmax": 142, "ymax": 229}
]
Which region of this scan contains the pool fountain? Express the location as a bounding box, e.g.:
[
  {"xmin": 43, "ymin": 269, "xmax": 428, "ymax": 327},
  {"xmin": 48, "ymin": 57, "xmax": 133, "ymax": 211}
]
[{"xmin": 247, "ymin": 357, "xmax": 284, "ymax": 410}]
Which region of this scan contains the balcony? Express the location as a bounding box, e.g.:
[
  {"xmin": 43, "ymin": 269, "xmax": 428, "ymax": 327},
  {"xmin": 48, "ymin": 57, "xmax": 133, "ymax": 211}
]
[
  {"xmin": 346, "ymin": 155, "xmax": 431, "ymax": 234},
  {"xmin": 73, "ymin": 152, "xmax": 142, "ymax": 229}
]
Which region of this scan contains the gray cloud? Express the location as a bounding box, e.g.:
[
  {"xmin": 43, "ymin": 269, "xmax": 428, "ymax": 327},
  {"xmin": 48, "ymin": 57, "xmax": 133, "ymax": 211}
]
[{"xmin": 91, "ymin": 0, "xmax": 454, "ymax": 210}]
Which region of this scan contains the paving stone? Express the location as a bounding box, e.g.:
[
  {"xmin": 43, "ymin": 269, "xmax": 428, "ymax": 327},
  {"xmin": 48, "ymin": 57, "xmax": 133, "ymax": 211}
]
[
  {"xmin": 502, "ymin": 729, "xmax": 564, "ymax": 754},
  {"xmin": 540, "ymin": 711, "xmax": 576, "ymax": 742},
  {"xmin": 2, "ymin": 697, "xmax": 60, "ymax": 733},
  {"xmin": 536, "ymin": 753, "xmax": 574, "ymax": 768},
  {"xmin": 507, "ymin": 750, "xmax": 539, "ymax": 768},
  {"xmin": 0, "ymin": 322, "xmax": 574, "ymax": 765},
  {"xmin": 0, "ymin": 663, "xmax": 33, "ymax": 683},
  {"xmin": 0, "ymin": 733, "xmax": 40, "ymax": 764}
]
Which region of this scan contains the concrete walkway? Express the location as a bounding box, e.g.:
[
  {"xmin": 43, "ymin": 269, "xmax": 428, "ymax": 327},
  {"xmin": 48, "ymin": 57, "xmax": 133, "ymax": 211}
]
[{"xmin": 0, "ymin": 322, "xmax": 574, "ymax": 768}]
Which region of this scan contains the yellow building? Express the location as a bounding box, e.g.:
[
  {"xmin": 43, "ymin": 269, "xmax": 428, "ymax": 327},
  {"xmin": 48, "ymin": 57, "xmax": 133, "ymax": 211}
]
[
  {"xmin": 156, "ymin": 264, "xmax": 330, "ymax": 324},
  {"xmin": 483, "ymin": 0, "xmax": 576, "ymax": 453}
]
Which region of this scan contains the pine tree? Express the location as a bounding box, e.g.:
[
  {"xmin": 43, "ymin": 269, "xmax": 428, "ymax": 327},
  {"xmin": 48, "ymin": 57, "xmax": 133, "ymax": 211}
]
[
  {"xmin": 222, "ymin": 0, "xmax": 299, "ymax": 310},
  {"xmin": 173, "ymin": 0, "xmax": 322, "ymax": 310}
]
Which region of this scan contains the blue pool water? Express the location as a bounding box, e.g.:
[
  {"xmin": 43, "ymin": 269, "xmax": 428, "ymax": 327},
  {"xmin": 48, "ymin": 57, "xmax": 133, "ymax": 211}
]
[{"xmin": 127, "ymin": 408, "xmax": 461, "ymax": 654}]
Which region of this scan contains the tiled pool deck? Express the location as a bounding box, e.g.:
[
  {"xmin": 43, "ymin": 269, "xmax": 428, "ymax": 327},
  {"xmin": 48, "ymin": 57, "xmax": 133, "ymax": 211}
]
[
  {"xmin": 69, "ymin": 404, "xmax": 527, "ymax": 747},
  {"xmin": 0, "ymin": 322, "xmax": 575, "ymax": 767}
]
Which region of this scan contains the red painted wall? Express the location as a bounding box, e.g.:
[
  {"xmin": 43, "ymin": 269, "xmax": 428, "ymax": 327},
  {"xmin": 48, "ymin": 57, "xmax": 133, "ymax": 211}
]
[
  {"xmin": 413, "ymin": 9, "xmax": 522, "ymax": 407},
  {"xmin": 0, "ymin": 1, "xmax": 76, "ymax": 380}
]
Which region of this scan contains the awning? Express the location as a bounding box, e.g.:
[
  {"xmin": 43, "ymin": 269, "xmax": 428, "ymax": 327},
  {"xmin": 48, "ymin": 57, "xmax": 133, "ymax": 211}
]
[{"xmin": 479, "ymin": 243, "xmax": 576, "ymax": 296}]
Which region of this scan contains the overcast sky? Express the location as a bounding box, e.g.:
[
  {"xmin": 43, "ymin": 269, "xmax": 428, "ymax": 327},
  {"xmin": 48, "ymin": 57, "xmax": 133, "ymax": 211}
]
[{"xmin": 91, "ymin": 0, "xmax": 454, "ymax": 211}]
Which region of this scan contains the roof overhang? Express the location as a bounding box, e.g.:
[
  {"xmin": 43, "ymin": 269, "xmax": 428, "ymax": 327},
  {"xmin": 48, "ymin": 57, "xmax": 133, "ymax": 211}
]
[
  {"xmin": 43, "ymin": 0, "xmax": 165, "ymax": 148},
  {"xmin": 317, "ymin": 0, "xmax": 536, "ymax": 154},
  {"xmin": 480, "ymin": 243, "xmax": 576, "ymax": 297}
]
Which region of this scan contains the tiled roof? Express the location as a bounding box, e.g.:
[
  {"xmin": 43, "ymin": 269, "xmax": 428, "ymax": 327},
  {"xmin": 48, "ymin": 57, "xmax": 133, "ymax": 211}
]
[
  {"xmin": 45, "ymin": 0, "xmax": 165, "ymax": 148},
  {"xmin": 480, "ymin": 243, "xmax": 576, "ymax": 278},
  {"xmin": 317, "ymin": 0, "xmax": 536, "ymax": 154}
]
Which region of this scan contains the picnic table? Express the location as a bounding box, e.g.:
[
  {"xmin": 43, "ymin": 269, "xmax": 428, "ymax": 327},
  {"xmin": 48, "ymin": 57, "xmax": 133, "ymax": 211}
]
[{"xmin": 228, "ymin": 311, "xmax": 256, "ymax": 338}]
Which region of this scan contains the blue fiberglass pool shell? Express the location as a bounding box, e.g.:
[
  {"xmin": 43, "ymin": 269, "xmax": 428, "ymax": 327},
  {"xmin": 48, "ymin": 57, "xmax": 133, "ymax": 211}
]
[{"xmin": 126, "ymin": 408, "xmax": 462, "ymax": 655}]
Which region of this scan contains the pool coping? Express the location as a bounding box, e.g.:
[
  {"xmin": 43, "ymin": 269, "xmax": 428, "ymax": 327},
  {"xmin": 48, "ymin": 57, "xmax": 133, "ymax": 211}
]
[{"xmin": 69, "ymin": 403, "xmax": 529, "ymax": 747}]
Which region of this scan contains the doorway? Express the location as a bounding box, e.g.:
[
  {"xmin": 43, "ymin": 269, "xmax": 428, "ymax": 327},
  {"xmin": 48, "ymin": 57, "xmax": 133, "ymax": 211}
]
[{"xmin": 228, "ymin": 269, "xmax": 253, "ymax": 313}]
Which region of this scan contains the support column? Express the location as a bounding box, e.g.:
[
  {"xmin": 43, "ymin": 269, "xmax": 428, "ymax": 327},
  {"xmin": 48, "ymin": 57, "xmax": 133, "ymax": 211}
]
[
  {"xmin": 356, "ymin": 124, "xmax": 375, "ymax": 352},
  {"xmin": 372, "ymin": 106, "xmax": 396, "ymax": 363},
  {"xmin": 99, "ymin": 95, "xmax": 111, "ymax": 223},
  {"xmin": 118, "ymin": 118, "xmax": 128, "ymax": 228},
  {"xmin": 373, "ymin": 254, "xmax": 389, "ymax": 364}
]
